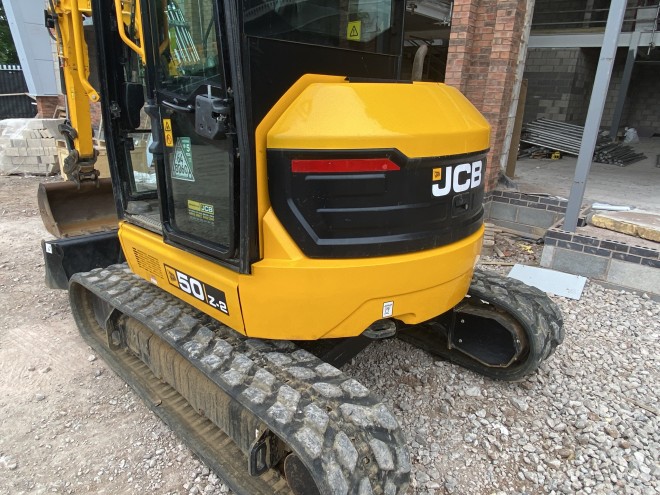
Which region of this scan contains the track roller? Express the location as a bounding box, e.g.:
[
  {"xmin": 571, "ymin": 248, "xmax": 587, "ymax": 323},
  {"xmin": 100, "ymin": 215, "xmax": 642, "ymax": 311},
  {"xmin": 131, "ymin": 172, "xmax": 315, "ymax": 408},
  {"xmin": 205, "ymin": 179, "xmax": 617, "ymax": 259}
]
[{"xmin": 400, "ymin": 268, "xmax": 564, "ymax": 381}]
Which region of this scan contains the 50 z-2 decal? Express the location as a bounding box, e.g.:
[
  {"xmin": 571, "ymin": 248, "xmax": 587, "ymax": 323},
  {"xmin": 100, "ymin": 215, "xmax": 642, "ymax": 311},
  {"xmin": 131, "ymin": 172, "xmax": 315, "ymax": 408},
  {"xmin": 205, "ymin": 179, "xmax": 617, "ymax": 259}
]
[{"xmin": 164, "ymin": 265, "xmax": 229, "ymax": 315}]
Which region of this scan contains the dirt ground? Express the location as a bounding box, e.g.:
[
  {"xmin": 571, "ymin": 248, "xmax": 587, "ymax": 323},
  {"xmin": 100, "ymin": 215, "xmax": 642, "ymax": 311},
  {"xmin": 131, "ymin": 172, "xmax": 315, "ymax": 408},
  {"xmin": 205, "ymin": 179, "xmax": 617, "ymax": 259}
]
[
  {"xmin": 0, "ymin": 176, "xmax": 207, "ymax": 495},
  {"xmin": 1, "ymin": 175, "xmax": 658, "ymax": 495}
]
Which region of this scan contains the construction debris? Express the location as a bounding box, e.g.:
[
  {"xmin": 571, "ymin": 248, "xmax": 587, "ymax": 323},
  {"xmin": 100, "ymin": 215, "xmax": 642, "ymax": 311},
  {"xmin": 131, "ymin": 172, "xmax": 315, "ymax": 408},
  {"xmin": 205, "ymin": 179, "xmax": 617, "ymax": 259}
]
[
  {"xmin": 593, "ymin": 143, "xmax": 647, "ymax": 166},
  {"xmin": 508, "ymin": 264, "xmax": 586, "ymax": 300},
  {"xmin": 520, "ymin": 118, "xmax": 647, "ymax": 166}
]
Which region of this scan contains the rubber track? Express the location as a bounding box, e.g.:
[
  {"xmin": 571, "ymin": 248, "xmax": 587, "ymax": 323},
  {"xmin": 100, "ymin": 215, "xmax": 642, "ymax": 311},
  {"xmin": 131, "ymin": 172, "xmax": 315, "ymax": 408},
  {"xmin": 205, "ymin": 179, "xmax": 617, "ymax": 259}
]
[
  {"xmin": 71, "ymin": 264, "xmax": 411, "ymax": 495},
  {"xmin": 457, "ymin": 268, "xmax": 565, "ymax": 380}
]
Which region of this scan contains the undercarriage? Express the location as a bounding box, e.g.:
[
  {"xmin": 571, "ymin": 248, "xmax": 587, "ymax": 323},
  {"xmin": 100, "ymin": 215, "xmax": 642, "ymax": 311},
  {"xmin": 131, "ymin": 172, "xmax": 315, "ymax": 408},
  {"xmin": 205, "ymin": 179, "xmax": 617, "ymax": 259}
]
[{"xmin": 69, "ymin": 264, "xmax": 563, "ymax": 494}]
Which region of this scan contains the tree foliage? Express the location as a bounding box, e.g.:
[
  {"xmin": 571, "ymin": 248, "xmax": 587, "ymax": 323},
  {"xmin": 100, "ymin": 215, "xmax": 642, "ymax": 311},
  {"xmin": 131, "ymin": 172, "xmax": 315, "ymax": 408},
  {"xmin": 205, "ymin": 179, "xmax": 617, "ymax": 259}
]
[{"xmin": 0, "ymin": 0, "xmax": 19, "ymax": 65}]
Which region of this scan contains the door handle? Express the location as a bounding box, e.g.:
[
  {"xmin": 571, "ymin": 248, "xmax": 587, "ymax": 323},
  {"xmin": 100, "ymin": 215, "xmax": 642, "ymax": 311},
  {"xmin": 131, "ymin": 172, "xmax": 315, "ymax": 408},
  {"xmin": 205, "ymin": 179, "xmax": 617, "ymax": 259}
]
[{"xmin": 162, "ymin": 100, "xmax": 194, "ymax": 113}]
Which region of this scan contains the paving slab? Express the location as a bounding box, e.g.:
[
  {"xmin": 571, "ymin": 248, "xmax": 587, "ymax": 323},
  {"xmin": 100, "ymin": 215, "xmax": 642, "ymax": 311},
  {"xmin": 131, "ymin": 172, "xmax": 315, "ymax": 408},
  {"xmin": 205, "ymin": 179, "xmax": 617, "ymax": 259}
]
[{"xmin": 590, "ymin": 210, "xmax": 660, "ymax": 243}]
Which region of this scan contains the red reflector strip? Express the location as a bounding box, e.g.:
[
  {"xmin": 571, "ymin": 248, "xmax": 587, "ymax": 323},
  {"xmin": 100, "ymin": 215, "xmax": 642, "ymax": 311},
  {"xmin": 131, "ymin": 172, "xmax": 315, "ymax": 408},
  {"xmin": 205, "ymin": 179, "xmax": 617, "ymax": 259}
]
[{"xmin": 291, "ymin": 158, "xmax": 400, "ymax": 173}]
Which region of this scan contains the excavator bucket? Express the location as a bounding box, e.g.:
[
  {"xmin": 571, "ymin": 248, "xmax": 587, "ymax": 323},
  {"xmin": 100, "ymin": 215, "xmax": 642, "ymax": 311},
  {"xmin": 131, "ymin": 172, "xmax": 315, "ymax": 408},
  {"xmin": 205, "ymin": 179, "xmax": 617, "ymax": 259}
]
[{"xmin": 37, "ymin": 178, "xmax": 118, "ymax": 238}]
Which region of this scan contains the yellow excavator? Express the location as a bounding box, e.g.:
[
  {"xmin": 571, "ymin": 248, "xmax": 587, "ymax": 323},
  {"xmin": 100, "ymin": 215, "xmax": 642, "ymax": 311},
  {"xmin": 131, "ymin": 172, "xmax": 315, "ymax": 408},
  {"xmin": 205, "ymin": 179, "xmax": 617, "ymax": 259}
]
[{"xmin": 38, "ymin": 1, "xmax": 564, "ymax": 493}]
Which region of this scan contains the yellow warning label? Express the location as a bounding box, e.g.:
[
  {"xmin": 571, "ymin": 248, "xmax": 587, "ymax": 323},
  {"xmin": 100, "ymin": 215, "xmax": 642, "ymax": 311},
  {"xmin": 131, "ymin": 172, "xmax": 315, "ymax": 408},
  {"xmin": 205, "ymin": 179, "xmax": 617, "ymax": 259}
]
[
  {"xmin": 163, "ymin": 118, "xmax": 174, "ymax": 147},
  {"xmin": 164, "ymin": 265, "xmax": 179, "ymax": 287},
  {"xmin": 347, "ymin": 21, "xmax": 361, "ymax": 41},
  {"xmin": 432, "ymin": 168, "xmax": 442, "ymax": 181},
  {"xmin": 187, "ymin": 199, "xmax": 215, "ymax": 223}
]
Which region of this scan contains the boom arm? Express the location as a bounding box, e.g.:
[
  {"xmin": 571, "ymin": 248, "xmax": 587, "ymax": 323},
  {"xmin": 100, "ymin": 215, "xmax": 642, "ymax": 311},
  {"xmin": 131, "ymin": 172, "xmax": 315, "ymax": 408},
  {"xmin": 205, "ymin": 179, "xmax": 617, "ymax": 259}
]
[{"xmin": 47, "ymin": 0, "xmax": 144, "ymax": 183}]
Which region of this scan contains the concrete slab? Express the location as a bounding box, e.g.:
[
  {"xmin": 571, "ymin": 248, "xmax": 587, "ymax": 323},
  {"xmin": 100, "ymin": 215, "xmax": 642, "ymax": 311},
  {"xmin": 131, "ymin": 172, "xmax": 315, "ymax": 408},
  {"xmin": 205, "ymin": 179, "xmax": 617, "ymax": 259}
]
[
  {"xmin": 551, "ymin": 248, "xmax": 610, "ymax": 279},
  {"xmin": 590, "ymin": 210, "xmax": 660, "ymax": 243},
  {"xmin": 516, "ymin": 206, "xmax": 560, "ymax": 228},
  {"xmin": 607, "ymin": 259, "xmax": 660, "ymax": 294}
]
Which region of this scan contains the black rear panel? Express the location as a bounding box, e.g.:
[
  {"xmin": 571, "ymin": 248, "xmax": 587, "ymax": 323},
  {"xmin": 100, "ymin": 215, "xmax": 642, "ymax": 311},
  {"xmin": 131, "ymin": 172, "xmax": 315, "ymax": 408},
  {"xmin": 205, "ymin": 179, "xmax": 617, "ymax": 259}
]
[{"xmin": 268, "ymin": 149, "xmax": 487, "ymax": 258}]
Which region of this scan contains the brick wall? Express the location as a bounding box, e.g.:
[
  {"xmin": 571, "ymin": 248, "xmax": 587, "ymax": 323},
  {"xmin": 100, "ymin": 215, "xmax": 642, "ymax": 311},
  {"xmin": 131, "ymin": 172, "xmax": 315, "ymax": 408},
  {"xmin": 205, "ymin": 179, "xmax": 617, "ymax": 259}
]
[
  {"xmin": 35, "ymin": 95, "xmax": 65, "ymax": 119},
  {"xmin": 445, "ymin": 0, "xmax": 532, "ymax": 193},
  {"xmin": 625, "ymin": 65, "xmax": 660, "ymax": 134},
  {"xmin": 523, "ymin": 47, "xmax": 634, "ymax": 128},
  {"xmin": 523, "ymin": 48, "xmax": 599, "ymax": 124}
]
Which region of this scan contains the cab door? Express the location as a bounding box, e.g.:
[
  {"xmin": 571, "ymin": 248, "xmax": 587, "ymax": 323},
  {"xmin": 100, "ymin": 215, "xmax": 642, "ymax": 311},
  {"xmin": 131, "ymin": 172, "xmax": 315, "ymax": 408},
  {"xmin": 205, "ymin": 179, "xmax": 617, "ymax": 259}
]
[{"xmin": 152, "ymin": 0, "xmax": 236, "ymax": 260}]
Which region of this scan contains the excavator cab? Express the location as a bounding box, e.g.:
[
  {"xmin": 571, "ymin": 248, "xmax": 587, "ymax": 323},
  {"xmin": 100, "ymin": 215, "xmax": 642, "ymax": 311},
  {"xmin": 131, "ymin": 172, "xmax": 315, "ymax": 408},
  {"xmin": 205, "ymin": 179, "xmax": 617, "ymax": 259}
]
[{"xmin": 39, "ymin": 1, "xmax": 564, "ymax": 493}]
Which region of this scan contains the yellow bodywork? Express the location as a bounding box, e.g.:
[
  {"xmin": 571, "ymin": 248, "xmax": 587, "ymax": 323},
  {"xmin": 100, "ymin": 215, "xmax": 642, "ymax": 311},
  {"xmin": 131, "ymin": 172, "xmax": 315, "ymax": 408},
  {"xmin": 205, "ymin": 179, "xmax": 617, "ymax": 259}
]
[{"xmin": 120, "ymin": 75, "xmax": 490, "ymax": 340}]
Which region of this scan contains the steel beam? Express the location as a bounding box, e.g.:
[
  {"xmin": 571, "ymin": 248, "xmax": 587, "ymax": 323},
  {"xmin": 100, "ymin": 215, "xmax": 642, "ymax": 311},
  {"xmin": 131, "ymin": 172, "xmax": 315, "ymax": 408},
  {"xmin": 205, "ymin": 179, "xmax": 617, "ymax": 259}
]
[
  {"xmin": 564, "ymin": 0, "xmax": 627, "ymax": 232},
  {"xmin": 529, "ymin": 31, "xmax": 660, "ymax": 49},
  {"xmin": 609, "ymin": 31, "xmax": 641, "ymax": 140}
]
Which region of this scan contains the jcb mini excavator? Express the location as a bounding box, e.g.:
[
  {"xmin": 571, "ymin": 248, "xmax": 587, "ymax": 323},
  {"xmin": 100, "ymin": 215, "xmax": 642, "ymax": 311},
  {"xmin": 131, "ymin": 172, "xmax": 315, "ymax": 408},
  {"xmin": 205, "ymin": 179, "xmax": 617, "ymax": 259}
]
[{"xmin": 38, "ymin": 0, "xmax": 563, "ymax": 493}]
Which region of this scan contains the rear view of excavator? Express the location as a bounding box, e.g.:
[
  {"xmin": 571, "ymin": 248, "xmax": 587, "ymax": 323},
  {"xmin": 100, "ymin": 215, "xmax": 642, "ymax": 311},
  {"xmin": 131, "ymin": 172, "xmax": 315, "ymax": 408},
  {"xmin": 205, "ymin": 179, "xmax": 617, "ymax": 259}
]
[{"xmin": 39, "ymin": 1, "xmax": 564, "ymax": 493}]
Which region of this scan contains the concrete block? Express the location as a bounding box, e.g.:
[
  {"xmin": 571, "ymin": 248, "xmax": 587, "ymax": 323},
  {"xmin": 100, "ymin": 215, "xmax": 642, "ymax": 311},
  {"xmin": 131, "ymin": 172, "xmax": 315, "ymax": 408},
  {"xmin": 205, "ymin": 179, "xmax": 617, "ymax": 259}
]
[
  {"xmin": 4, "ymin": 148, "xmax": 19, "ymax": 157},
  {"xmin": 551, "ymin": 248, "xmax": 609, "ymax": 280},
  {"xmin": 26, "ymin": 119, "xmax": 45, "ymax": 130},
  {"xmin": 17, "ymin": 148, "xmax": 27, "ymax": 157},
  {"xmin": 11, "ymin": 139, "xmax": 27, "ymax": 148},
  {"xmin": 38, "ymin": 119, "xmax": 66, "ymax": 138},
  {"xmin": 488, "ymin": 219, "xmax": 548, "ymax": 237},
  {"xmin": 483, "ymin": 201, "xmax": 491, "ymax": 219},
  {"xmin": 27, "ymin": 138, "xmax": 42, "ymax": 148},
  {"xmin": 607, "ymin": 259, "xmax": 660, "ymax": 295},
  {"xmin": 24, "ymin": 156, "xmax": 39, "ymax": 165},
  {"xmin": 540, "ymin": 245, "xmax": 555, "ymax": 268},
  {"xmin": 39, "ymin": 155, "xmax": 57, "ymax": 164},
  {"xmin": 516, "ymin": 207, "xmax": 560, "ymax": 228},
  {"xmin": 27, "ymin": 148, "xmax": 45, "ymax": 156},
  {"xmin": 489, "ymin": 202, "xmax": 517, "ymax": 222},
  {"xmin": 41, "ymin": 138, "xmax": 56, "ymax": 147}
]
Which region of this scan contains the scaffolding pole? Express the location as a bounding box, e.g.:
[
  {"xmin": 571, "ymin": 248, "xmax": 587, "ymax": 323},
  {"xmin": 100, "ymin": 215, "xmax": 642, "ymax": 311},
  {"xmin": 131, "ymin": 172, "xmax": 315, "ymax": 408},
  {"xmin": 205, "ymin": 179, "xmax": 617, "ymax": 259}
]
[{"xmin": 563, "ymin": 0, "xmax": 627, "ymax": 232}]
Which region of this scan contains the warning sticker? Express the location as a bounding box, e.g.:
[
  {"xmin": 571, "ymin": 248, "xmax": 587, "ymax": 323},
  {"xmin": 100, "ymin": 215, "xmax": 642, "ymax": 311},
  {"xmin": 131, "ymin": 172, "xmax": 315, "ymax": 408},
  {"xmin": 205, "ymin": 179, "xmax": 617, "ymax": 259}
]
[
  {"xmin": 163, "ymin": 118, "xmax": 174, "ymax": 147},
  {"xmin": 347, "ymin": 21, "xmax": 361, "ymax": 41},
  {"xmin": 171, "ymin": 137, "xmax": 194, "ymax": 181},
  {"xmin": 432, "ymin": 168, "xmax": 442, "ymax": 181},
  {"xmin": 187, "ymin": 199, "xmax": 214, "ymax": 223}
]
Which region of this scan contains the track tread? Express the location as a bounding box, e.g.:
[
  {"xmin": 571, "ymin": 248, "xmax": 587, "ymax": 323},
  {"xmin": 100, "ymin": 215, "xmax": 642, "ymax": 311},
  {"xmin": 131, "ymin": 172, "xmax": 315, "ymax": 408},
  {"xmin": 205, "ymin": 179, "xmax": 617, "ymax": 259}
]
[
  {"xmin": 461, "ymin": 268, "xmax": 565, "ymax": 380},
  {"xmin": 71, "ymin": 264, "xmax": 410, "ymax": 495}
]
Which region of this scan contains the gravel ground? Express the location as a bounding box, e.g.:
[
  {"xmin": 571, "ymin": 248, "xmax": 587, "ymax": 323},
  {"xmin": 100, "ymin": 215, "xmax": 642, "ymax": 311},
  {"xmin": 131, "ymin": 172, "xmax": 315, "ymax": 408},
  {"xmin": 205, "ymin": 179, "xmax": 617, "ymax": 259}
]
[
  {"xmin": 1, "ymin": 176, "xmax": 658, "ymax": 494},
  {"xmin": 346, "ymin": 279, "xmax": 660, "ymax": 495}
]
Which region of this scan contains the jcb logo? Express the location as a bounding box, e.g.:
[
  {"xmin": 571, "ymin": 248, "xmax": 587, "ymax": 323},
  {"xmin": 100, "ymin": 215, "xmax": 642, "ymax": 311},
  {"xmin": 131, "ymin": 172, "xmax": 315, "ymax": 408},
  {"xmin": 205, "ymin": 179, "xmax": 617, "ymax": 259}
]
[{"xmin": 432, "ymin": 160, "xmax": 482, "ymax": 197}]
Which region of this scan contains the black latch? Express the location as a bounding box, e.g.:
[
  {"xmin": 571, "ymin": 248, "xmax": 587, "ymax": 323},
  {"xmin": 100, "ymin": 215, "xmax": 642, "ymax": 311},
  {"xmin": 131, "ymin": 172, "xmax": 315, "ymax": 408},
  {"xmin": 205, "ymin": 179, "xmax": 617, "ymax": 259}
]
[
  {"xmin": 44, "ymin": 9, "xmax": 56, "ymax": 29},
  {"xmin": 144, "ymin": 99, "xmax": 163, "ymax": 156},
  {"xmin": 195, "ymin": 95, "xmax": 231, "ymax": 140},
  {"xmin": 248, "ymin": 433, "xmax": 272, "ymax": 476},
  {"xmin": 452, "ymin": 192, "xmax": 471, "ymax": 211}
]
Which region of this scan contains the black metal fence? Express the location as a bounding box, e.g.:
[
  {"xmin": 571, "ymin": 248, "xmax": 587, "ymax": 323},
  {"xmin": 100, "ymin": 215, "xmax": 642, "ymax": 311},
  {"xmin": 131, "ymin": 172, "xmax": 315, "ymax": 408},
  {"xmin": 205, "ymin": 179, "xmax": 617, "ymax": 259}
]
[{"xmin": 0, "ymin": 65, "xmax": 36, "ymax": 119}]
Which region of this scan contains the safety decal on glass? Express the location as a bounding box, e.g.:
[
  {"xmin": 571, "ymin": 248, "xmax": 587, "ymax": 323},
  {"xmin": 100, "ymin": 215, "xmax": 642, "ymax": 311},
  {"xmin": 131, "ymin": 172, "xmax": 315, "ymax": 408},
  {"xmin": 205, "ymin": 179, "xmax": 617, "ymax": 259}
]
[
  {"xmin": 171, "ymin": 137, "xmax": 194, "ymax": 182},
  {"xmin": 187, "ymin": 199, "xmax": 214, "ymax": 224},
  {"xmin": 347, "ymin": 20, "xmax": 361, "ymax": 41}
]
